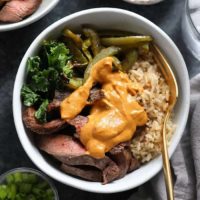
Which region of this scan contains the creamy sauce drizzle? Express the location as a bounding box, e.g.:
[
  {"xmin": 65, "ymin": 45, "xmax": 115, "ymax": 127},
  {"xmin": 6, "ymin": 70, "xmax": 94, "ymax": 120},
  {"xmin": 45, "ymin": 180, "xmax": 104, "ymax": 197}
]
[{"xmin": 61, "ymin": 57, "xmax": 147, "ymax": 158}]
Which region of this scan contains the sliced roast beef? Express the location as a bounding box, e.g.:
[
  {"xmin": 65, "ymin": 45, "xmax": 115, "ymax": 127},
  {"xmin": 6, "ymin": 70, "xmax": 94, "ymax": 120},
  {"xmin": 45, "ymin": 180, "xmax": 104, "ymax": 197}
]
[
  {"xmin": 61, "ymin": 164, "xmax": 102, "ymax": 182},
  {"xmin": 109, "ymin": 142, "xmax": 140, "ymax": 178},
  {"xmin": 58, "ymin": 154, "xmax": 120, "ymax": 183},
  {"xmin": 47, "ymin": 90, "xmax": 70, "ymax": 112},
  {"xmin": 23, "ymin": 107, "xmax": 67, "ymax": 134},
  {"xmin": 37, "ymin": 134, "xmax": 120, "ymax": 183},
  {"xmin": 102, "ymin": 160, "xmax": 120, "ymax": 184},
  {"xmin": 67, "ymin": 115, "xmax": 88, "ymax": 134},
  {"xmin": 0, "ymin": 0, "xmax": 42, "ymax": 22},
  {"xmin": 47, "ymin": 88, "xmax": 104, "ymax": 112},
  {"xmin": 37, "ymin": 135, "xmax": 86, "ymax": 157}
]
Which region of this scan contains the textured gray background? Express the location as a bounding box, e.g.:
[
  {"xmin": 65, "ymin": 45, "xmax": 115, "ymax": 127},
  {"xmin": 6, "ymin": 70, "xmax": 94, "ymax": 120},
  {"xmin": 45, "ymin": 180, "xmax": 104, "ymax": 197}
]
[{"xmin": 0, "ymin": 0, "xmax": 199, "ymax": 199}]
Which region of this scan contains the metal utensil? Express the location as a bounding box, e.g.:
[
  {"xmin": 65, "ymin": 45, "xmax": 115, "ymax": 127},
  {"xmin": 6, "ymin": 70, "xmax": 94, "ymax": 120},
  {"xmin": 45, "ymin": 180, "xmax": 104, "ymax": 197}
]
[{"xmin": 151, "ymin": 44, "xmax": 178, "ymax": 200}]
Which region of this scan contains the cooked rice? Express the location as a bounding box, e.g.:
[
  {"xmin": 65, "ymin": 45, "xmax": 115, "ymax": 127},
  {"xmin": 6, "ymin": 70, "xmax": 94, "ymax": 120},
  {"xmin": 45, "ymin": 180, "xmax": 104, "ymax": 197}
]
[{"xmin": 128, "ymin": 52, "xmax": 175, "ymax": 163}]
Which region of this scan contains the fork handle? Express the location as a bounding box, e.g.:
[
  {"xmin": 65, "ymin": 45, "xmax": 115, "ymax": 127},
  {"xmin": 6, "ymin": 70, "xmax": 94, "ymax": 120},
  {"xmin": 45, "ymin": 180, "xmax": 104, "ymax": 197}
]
[{"xmin": 162, "ymin": 111, "xmax": 174, "ymax": 200}]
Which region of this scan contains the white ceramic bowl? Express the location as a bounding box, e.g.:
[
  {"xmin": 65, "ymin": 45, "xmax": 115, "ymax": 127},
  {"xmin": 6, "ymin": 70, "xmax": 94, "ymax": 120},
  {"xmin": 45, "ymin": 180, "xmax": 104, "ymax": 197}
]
[
  {"xmin": 13, "ymin": 8, "xmax": 190, "ymax": 193},
  {"xmin": 0, "ymin": 0, "xmax": 59, "ymax": 32}
]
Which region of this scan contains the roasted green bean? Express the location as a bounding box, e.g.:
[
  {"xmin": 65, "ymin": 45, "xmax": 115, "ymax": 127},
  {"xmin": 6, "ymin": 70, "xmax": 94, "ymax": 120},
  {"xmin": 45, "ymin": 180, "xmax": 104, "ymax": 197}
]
[
  {"xmin": 67, "ymin": 78, "xmax": 83, "ymax": 89},
  {"xmin": 84, "ymin": 46, "xmax": 121, "ymax": 82},
  {"xmin": 83, "ymin": 27, "xmax": 103, "ymax": 56},
  {"xmin": 101, "ymin": 36, "xmax": 152, "ymax": 47},
  {"xmin": 122, "ymin": 49, "xmax": 138, "ymax": 72}
]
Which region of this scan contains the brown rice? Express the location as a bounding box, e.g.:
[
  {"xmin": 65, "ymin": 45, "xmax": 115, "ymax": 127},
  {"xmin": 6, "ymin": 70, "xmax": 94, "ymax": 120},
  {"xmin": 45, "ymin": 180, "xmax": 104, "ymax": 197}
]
[{"xmin": 128, "ymin": 52, "xmax": 175, "ymax": 163}]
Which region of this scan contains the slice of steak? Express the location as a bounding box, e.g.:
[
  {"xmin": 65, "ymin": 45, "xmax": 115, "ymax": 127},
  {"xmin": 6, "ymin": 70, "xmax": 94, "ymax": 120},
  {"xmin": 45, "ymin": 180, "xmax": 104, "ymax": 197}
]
[
  {"xmin": 23, "ymin": 107, "xmax": 67, "ymax": 134},
  {"xmin": 37, "ymin": 135, "xmax": 86, "ymax": 157},
  {"xmin": 61, "ymin": 164, "xmax": 102, "ymax": 182},
  {"xmin": 88, "ymin": 88, "xmax": 104, "ymax": 104},
  {"xmin": 56, "ymin": 155, "xmax": 120, "ymax": 183},
  {"xmin": 109, "ymin": 142, "xmax": 140, "ymax": 178},
  {"xmin": 47, "ymin": 90, "xmax": 70, "ymax": 112},
  {"xmin": 47, "ymin": 88, "xmax": 104, "ymax": 112},
  {"xmin": 128, "ymin": 155, "xmax": 140, "ymax": 172},
  {"xmin": 102, "ymin": 160, "xmax": 121, "ymax": 184},
  {"xmin": 0, "ymin": 0, "xmax": 42, "ymax": 22},
  {"xmin": 38, "ymin": 134, "xmax": 120, "ymax": 183},
  {"xmin": 67, "ymin": 115, "xmax": 88, "ymax": 133},
  {"xmin": 56, "ymin": 154, "xmax": 115, "ymax": 171}
]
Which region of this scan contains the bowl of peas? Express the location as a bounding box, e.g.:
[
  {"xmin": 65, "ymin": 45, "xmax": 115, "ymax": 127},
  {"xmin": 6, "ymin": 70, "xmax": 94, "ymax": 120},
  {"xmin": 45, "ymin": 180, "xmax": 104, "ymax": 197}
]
[{"xmin": 0, "ymin": 168, "xmax": 59, "ymax": 200}]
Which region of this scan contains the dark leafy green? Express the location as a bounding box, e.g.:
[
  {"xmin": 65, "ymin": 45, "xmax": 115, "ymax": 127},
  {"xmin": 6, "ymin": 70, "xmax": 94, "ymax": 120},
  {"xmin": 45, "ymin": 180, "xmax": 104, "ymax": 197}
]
[
  {"xmin": 21, "ymin": 85, "xmax": 40, "ymax": 107},
  {"xmin": 35, "ymin": 100, "xmax": 49, "ymax": 123},
  {"xmin": 21, "ymin": 40, "xmax": 72, "ymax": 123}
]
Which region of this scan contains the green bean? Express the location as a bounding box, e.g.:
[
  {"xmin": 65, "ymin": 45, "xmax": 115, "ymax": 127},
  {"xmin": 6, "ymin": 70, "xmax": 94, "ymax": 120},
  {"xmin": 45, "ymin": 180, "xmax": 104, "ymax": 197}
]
[
  {"xmin": 101, "ymin": 36, "xmax": 152, "ymax": 47},
  {"xmin": 98, "ymin": 30, "xmax": 133, "ymax": 37},
  {"xmin": 138, "ymin": 43, "xmax": 149, "ymax": 55},
  {"xmin": 82, "ymin": 39, "xmax": 93, "ymax": 62},
  {"xmin": 122, "ymin": 49, "xmax": 138, "ymax": 72},
  {"xmin": 83, "ymin": 46, "xmax": 121, "ymax": 82},
  {"xmin": 112, "ymin": 56, "xmax": 122, "ymax": 71},
  {"xmin": 67, "ymin": 78, "xmax": 83, "ymax": 90},
  {"xmin": 63, "ymin": 28, "xmax": 82, "ymax": 48},
  {"xmin": 64, "ymin": 39, "xmax": 88, "ymax": 67},
  {"xmin": 83, "ymin": 27, "xmax": 102, "ymax": 56}
]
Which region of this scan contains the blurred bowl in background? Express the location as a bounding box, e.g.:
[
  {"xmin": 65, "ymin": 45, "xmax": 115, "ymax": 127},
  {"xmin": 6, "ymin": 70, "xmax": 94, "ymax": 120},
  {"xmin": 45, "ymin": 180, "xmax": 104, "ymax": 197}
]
[
  {"xmin": 123, "ymin": 0, "xmax": 164, "ymax": 5},
  {"xmin": 0, "ymin": 167, "xmax": 59, "ymax": 199},
  {"xmin": 0, "ymin": 0, "xmax": 59, "ymax": 32}
]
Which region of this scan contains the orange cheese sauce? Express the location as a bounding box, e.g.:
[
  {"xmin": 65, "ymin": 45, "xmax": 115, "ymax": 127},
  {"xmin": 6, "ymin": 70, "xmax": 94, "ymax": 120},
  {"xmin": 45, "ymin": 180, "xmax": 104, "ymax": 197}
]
[{"xmin": 61, "ymin": 57, "xmax": 148, "ymax": 158}]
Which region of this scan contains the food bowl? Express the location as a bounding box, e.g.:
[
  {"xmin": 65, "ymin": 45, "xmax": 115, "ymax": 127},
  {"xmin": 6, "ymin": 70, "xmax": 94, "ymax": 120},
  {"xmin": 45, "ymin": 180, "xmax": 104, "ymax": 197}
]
[
  {"xmin": 13, "ymin": 8, "xmax": 190, "ymax": 193},
  {"xmin": 123, "ymin": 0, "xmax": 164, "ymax": 5},
  {"xmin": 0, "ymin": 167, "xmax": 59, "ymax": 199},
  {"xmin": 0, "ymin": 0, "xmax": 59, "ymax": 32}
]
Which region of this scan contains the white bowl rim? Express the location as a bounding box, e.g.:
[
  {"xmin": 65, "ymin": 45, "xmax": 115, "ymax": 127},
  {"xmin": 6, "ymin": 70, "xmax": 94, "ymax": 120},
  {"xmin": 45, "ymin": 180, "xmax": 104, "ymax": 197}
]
[
  {"xmin": 0, "ymin": 0, "xmax": 59, "ymax": 32},
  {"xmin": 13, "ymin": 7, "xmax": 190, "ymax": 193}
]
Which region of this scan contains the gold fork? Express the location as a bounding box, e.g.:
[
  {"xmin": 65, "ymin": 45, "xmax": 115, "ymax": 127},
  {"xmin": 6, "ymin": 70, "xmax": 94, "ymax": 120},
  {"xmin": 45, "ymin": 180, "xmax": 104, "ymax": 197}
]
[{"xmin": 151, "ymin": 44, "xmax": 178, "ymax": 200}]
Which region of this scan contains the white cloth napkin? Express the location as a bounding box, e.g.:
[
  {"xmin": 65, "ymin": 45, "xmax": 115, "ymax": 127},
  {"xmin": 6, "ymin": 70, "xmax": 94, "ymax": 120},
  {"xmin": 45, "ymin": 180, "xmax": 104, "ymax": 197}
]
[{"xmin": 129, "ymin": 74, "xmax": 200, "ymax": 200}]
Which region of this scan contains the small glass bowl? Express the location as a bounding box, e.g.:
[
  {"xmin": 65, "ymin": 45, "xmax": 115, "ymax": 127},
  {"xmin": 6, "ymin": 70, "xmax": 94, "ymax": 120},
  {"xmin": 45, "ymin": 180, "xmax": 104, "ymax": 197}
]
[
  {"xmin": 182, "ymin": 0, "xmax": 200, "ymax": 60},
  {"xmin": 0, "ymin": 167, "xmax": 59, "ymax": 200}
]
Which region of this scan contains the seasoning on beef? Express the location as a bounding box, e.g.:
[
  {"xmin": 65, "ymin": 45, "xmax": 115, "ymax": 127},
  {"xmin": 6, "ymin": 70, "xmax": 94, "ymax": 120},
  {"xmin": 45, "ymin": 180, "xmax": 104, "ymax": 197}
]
[
  {"xmin": 23, "ymin": 107, "xmax": 67, "ymax": 134},
  {"xmin": 0, "ymin": 0, "xmax": 42, "ymax": 22}
]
